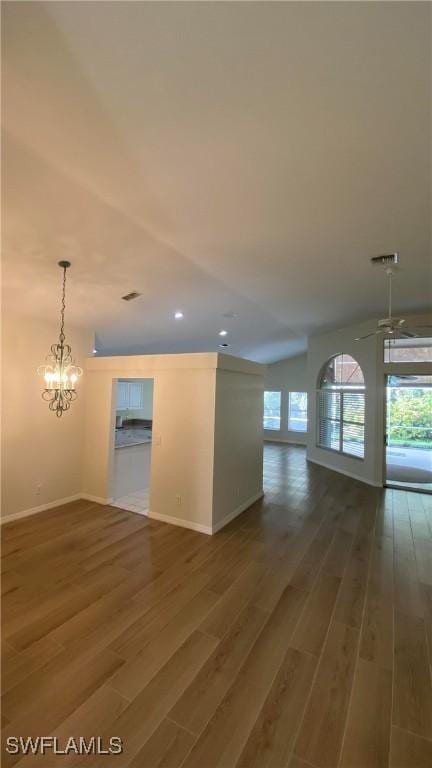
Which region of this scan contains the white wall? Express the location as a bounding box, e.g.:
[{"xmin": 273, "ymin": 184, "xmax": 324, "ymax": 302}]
[
  {"xmin": 1, "ymin": 310, "xmax": 93, "ymax": 519},
  {"xmin": 264, "ymin": 353, "xmax": 308, "ymax": 444},
  {"xmin": 213, "ymin": 364, "xmax": 264, "ymax": 529},
  {"xmin": 82, "ymin": 352, "xmax": 264, "ymax": 534},
  {"xmin": 306, "ymin": 312, "xmax": 432, "ymax": 487},
  {"xmin": 82, "ymin": 354, "xmax": 218, "ymax": 532},
  {"xmin": 149, "ymin": 366, "xmax": 217, "ymax": 531}
]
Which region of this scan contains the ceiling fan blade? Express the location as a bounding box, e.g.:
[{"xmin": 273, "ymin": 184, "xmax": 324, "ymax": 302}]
[{"xmin": 355, "ymin": 331, "xmax": 381, "ymax": 341}]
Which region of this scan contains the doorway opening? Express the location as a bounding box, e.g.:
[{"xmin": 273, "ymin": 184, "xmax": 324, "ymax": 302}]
[
  {"xmin": 110, "ymin": 378, "xmax": 154, "ymax": 514},
  {"xmin": 385, "ymin": 374, "xmax": 432, "ymax": 492}
]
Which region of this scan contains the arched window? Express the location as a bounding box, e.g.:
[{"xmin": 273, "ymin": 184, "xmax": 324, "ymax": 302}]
[{"xmin": 317, "ymin": 354, "xmax": 365, "ymax": 459}]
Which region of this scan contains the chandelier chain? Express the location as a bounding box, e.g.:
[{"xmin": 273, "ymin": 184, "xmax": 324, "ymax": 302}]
[{"xmin": 59, "ymin": 265, "xmax": 67, "ymax": 346}]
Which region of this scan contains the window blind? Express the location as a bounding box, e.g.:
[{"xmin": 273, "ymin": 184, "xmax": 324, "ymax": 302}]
[
  {"xmin": 342, "ymin": 392, "xmax": 365, "ymax": 458},
  {"xmin": 317, "ymin": 390, "xmax": 365, "ymax": 458},
  {"xmin": 318, "ymin": 391, "xmax": 341, "ymax": 451}
]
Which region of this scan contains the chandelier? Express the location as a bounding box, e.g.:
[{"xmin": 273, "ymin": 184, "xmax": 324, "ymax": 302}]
[{"xmin": 38, "ymin": 261, "xmax": 83, "ymax": 417}]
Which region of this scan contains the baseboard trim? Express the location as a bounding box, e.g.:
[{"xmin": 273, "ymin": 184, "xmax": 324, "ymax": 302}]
[
  {"xmin": 306, "ymin": 457, "xmax": 382, "ymax": 487},
  {"xmin": 212, "ymin": 490, "xmax": 264, "ymax": 534},
  {"xmin": 264, "ymin": 438, "xmax": 307, "ymax": 447},
  {"xmin": 147, "ymin": 509, "xmax": 213, "ymax": 535},
  {"xmin": 0, "ymin": 494, "xmax": 82, "ymax": 525},
  {"xmin": 2, "ymin": 491, "xmax": 265, "ymax": 532},
  {"xmin": 81, "ymin": 494, "xmax": 113, "ymax": 505},
  {"xmin": 148, "ymin": 491, "xmax": 264, "ymax": 535}
]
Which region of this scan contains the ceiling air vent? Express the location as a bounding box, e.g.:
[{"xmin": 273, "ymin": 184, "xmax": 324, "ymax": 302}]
[
  {"xmin": 371, "ymin": 253, "xmax": 399, "ymax": 266},
  {"xmin": 121, "ymin": 291, "xmax": 141, "ymax": 301}
]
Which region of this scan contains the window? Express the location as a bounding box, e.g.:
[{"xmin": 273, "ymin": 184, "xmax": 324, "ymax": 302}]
[
  {"xmin": 384, "ymin": 337, "xmax": 432, "ymax": 363},
  {"xmin": 288, "ymin": 392, "xmax": 308, "ymax": 432},
  {"xmin": 263, "ymin": 391, "xmax": 281, "ymax": 430},
  {"xmin": 317, "ymin": 354, "xmax": 365, "ymax": 458}
]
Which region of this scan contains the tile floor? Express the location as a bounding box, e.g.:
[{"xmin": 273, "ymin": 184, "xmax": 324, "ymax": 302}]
[{"xmin": 112, "ymin": 487, "xmax": 149, "ymax": 515}]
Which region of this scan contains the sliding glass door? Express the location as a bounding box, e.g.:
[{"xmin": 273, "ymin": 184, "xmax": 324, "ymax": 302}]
[{"xmin": 385, "ymin": 374, "xmax": 432, "ymax": 492}]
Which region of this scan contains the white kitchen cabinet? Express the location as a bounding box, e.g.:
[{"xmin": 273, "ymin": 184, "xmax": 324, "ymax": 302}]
[
  {"xmin": 117, "ymin": 381, "xmax": 129, "ymax": 409},
  {"xmin": 117, "ymin": 381, "xmax": 144, "ymax": 410},
  {"xmin": 128, "ymin": 381, "xmax": 144, "ymax": 409}
]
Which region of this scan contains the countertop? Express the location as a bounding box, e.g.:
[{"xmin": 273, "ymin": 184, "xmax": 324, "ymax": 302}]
[{"xmin": 115, "ymin": 427, "xmax": 152, "ymax": 449}]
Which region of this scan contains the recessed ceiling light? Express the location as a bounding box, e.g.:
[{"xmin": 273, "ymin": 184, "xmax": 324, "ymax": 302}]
[
  {"xmin": 219, "ymin": 343, "xmax": 230, "ymax": 348},
  {"xmin": 174, "ymin": 311, "xmax": 184, "ymax": 319},
  {"xmin": 219, "ymin": 330, "xmax": 228, "ymax": 336}
]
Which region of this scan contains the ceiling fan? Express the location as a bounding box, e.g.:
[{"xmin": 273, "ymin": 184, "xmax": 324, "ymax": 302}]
[{"xmin": 355, "ymin": 253, "xmax": 432, "ymax": 342}]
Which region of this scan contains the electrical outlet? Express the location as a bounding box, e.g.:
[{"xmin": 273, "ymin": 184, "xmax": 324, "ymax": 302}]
[
  {"xmin": 175, "ymin": 495, "xmax": 181, "ymax": 506},
  {"xmin": 36, "ymin": 483, "xmax": 43, "ymax": 496}
]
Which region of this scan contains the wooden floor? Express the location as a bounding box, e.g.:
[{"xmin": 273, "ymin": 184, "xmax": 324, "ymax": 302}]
[{"xmin": 2, "ymin": 444, "xmax": 432, "ymax": 768}]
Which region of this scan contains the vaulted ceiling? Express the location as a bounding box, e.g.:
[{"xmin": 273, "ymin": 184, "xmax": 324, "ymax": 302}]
[{"xmin": 2, "ymin": 1, "xmax": 430, "ymax": 362}]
